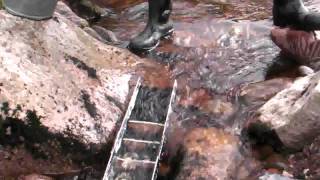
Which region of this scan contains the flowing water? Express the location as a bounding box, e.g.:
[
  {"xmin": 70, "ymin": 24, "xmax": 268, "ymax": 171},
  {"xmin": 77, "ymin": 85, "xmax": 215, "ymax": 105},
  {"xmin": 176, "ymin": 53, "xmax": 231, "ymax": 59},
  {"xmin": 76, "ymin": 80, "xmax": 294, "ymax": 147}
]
[{"xmin": 93, "ymin": 0, "xmax": 304, "ymax": 179}]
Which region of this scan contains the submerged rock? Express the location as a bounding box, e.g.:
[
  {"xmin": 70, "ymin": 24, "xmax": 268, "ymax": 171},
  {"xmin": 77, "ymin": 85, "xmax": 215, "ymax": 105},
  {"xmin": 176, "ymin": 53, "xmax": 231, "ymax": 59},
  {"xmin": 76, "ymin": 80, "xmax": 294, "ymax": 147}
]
[
  {"xmin": 290, "ymin": 135, "xmax": 320, "ymax": 179},
  {"xmin": 176, "ymin": 128, "xmax": 245, "ymax": 179},
  {"xmin": 240, "ymin": 78, "xmax": 293, "ymax": 106},
  {"xmin": 255, "ymin": 72, "xmax": 320, "ymax": 150}
]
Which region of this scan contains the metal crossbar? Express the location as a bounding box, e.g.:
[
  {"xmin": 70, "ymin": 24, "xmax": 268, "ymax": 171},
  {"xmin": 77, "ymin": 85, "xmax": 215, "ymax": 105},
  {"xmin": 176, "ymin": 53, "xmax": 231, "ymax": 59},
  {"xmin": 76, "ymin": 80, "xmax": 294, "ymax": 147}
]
[{"xmin": 102, "ymin": 78, "xmax": 177, "ymax": 180}]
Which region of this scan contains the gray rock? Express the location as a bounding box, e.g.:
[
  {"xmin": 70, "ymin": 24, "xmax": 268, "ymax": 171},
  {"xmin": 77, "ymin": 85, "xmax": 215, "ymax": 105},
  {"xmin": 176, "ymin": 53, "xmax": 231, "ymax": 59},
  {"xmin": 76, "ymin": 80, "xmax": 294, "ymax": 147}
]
[
  {"xmin": 0, "ymin": 2, "xmax": 142, "ymax": 148},
  {"xmin": 55, "ymin": 1, "xmax": 89, "ymax": 28},
  {"xmin": 298, "ymin": 65, "xmax": 315, "ymax": 76},
  {"xmin": 0, "ymin": 3, "xmax": 172, "ymax": 176},
  {"xmin": 125, "ymin": 2, "xmax": 148, "ymax": 21},
  {"xmin": 92, "ymin": 25, "xmax": 119, "ymax": 43},
  {"xmin": 83, "ymin": 26, "xmax": 105, "ymax": 42},
  {"xmin": 0, "ymin": 1, "xmax": 155, "ymax": 176},
  {"xmin": 256, "ymin": 72, "xmax": 320, "ymax": 149},
  {"xmin": 259, "ymin": 173, "xmax": 295, "ymax": 180},
  {"xmin": 78, "ymin": 0, "xmax": 109, "ymax": 16},
  {"xmin": 240, "ymin": 78, "xmax": 293, "ymax": 106}
]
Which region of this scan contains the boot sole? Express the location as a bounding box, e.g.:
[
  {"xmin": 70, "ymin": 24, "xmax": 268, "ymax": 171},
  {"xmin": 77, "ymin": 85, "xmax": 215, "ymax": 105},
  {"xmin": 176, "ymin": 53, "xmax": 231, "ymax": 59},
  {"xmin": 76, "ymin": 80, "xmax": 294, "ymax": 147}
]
[
  {"xmin": 144, "ymin": 28, "xmax": 174, "ymax": 52},
  {"xmin": 143, "ymin": 41, "xmax": 160, "ymax": 51},
  {"xmin": 143, "ymin": 28, "xmax": 174, "ymax": 51},
  {"xmin": 128, "ymin": 41, "xmax": 160, "ymax": 53},
  {"xmin": 129, "ymin": 28, "xmax": 174, "ymax": 53},
  {"xmin": 161, "ymin": 28, "xmax": 174, "ymax": 39},
  {"xmin": 144, "ymin": 28, "xmax": 174, "ymax": 51}
]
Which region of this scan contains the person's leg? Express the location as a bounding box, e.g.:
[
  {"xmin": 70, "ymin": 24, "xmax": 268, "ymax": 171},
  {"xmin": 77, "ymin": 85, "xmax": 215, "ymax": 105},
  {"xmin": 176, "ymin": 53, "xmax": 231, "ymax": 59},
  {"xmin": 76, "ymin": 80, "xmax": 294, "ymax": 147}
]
[{"xmin": 128, "ymin": 0, "xmax": 173, "ymax": 52}]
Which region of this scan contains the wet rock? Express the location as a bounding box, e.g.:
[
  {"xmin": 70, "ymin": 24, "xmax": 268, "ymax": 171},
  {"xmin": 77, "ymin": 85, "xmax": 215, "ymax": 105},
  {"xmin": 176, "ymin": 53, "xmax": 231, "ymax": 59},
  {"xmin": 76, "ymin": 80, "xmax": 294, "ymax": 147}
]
[
  {"xmin": 56, "ymin": 1, "xmax": 89, "ymax": 28},
  {"xmin": 124, "ymin": 2, "xmax": 148, "ymax": 21},
  {"xmin": 240, "ymin": 78, "xmax": 293, "ymax": 106},
  {"xmin": 83, "ymin": 27, "xmax": 105, "ymax": 42},
  {"xmin": 255, "ymin": 72, "xmax": 320, "ymax": 150},
  {"xmin": 79, "ymin": 0, "xmax": 110, "ymax": 17},
  {"xmin": 179, "ymin": 88, "xmax": 235, "ymax": 117},
  {"xmin": 0, "ymin": 1, "xmax": 155, "ymax": 177},
  {"xmin": 92, "ymin": 25, "xmax": 119, "ymax": 43},
  {"xmin": 199, "ymin": 0, "xmax": 231, "ymax": 5},
  {"xmin": 176, "ymin": 128, "xmax": 245, "ymax": 180},
  {"xmin": 290, "ymin": 135, "xmax": 320, "ymax": 179},
  {"xmin": 298, "ymin": 66, "xmax": 315, "ymax": 76},
  {"xmin": 271, "ymin": 28, "xmax": 320, "ymax": 70},
  {"xmin": 259, "ymin": 173, "xmax": 294, "ymax": 180},
  {"xmin": 19, "ymin": 174, "xmax": 53, "ymax": 180},
  {"xmin": 93, "ymin": 0, "xmax": 144, "ymax": 10},
  {"xmin": 63, "ymin": 0, "xmax": 110, "ymax": 21},
  {"xmin": 0, "ymin": 146, "xmax": 79, "ymax": 178},
  {"xmin": 264, "ymin": 153, "xmax": 288, "ymax": 172},
  {"xmin": 0, "ymin": 1, "xmax": 141, "ymax": 146}
]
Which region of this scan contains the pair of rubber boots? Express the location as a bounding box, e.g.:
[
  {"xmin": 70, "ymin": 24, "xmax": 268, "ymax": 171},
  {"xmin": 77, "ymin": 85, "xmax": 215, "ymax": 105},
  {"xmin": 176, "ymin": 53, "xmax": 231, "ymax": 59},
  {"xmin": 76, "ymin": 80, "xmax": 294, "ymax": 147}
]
[
  {"xmin": 128, "ymin": 0, "xmax": 174, "ymax": 52},
  {"xmin": 273, "ymin": 0, "xmax": 320, "ymax": 31}
]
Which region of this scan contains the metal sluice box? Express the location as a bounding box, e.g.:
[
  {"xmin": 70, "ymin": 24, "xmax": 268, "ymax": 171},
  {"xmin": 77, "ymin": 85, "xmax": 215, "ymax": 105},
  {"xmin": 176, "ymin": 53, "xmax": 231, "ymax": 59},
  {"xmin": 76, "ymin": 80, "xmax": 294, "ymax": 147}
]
[
  {"xmin": 103, "ymin": 78, "xmax": 177, "ymax": 180},
  {"xmin": 3, "ymin": 0, "xmax": 58, "ymax": 20}
]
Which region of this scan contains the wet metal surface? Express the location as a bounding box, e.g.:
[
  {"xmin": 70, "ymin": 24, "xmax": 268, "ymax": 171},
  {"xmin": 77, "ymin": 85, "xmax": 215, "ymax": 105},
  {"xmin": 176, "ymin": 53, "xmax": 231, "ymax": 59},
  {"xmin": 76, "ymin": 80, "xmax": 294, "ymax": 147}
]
[{"xmin": 103, "ymin": 79, "xmax": 177, "ymax": 180}]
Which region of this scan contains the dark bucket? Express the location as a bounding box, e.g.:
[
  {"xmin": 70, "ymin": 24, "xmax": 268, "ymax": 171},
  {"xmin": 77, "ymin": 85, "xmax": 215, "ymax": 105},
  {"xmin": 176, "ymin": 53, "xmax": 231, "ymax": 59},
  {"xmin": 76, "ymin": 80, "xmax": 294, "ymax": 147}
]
[{"xmin": 3, "ymin": 0, "xmax": 58, "ymax": 20}]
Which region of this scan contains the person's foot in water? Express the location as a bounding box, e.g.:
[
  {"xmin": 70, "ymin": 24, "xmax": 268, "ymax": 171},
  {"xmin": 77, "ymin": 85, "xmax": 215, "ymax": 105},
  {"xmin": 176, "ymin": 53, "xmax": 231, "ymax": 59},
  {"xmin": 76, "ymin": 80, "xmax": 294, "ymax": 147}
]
[
  {"xmin": 128, "ymin": 0, "xmax": 174, "ymax": 52},
  {"xmin": 273, "ymin": 0, "xmax": 320, "ymax": 31}
]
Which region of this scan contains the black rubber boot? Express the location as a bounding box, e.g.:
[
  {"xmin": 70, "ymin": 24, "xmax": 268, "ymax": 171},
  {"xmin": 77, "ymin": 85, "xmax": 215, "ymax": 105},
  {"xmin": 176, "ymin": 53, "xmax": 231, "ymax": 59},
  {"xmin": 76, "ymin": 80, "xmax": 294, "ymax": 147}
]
[
  {"xmin": 273, "ymin": 0, "xmax": 320, "ymax": 31},
  {"xmin": 128, "ymin": 0, "xmax": 173, "ymax": 52}
]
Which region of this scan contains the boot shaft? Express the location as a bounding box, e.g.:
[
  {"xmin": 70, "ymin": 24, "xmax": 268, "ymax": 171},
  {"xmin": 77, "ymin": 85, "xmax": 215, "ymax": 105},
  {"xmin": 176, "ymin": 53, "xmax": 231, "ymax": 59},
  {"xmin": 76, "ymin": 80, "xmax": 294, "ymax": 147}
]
[
  {"xmin": 273, "ymin": 0, "xmax": 308, "ymax": 27},
  {"xmin": 148, "ymin": 0, "xmax": 172, "ymax": 24},
  {"xmin": 3, "ymin": 0, "xmax": 58, "ymax": 20}
]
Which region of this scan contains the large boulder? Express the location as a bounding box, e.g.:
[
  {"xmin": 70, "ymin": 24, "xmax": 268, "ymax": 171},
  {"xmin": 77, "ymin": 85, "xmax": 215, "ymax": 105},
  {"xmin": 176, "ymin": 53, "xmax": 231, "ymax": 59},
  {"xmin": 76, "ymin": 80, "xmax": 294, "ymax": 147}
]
[
  {"xmin": 0, "ymin": 1, "xmax": 171, "ymax": 177},
  {"xmin": 255, "ymin": 72, "xmax": 320, "ymax": 150},
  {"xmin": 0, "ymin": 2, "xmax": 138, "ymax": 146}
]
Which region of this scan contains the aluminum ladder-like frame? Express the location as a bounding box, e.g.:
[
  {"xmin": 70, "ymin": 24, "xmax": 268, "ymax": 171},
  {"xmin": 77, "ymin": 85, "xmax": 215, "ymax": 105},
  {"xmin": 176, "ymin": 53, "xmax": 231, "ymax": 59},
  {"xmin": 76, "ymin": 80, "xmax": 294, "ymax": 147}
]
[{"xmin": 102, "ymin": 78, "xmax": 177, "ymax": 180}]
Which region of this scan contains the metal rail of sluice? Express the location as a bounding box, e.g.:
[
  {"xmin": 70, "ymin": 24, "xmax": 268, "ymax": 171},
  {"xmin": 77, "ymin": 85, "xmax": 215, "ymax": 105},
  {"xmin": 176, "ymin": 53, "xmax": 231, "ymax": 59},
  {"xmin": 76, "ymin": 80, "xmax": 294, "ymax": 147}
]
[{"xmin": 103, "ymin": 78, "xmax": 177, "ymax": 180}]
